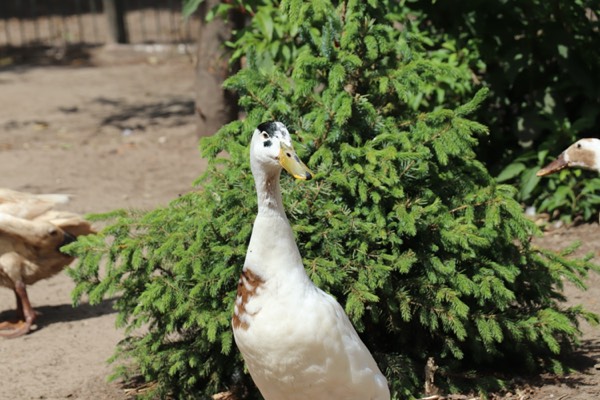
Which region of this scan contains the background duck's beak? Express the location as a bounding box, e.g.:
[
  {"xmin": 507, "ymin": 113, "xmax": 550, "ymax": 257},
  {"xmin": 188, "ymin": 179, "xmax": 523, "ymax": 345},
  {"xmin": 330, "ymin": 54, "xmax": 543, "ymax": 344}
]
[
  {"xmin": 279, "ymin": 143, "xmax": 313, "ymax": 180},
  {"xmin": 537, "ymin": 153, "xmax": 568, "ymax": 177}
]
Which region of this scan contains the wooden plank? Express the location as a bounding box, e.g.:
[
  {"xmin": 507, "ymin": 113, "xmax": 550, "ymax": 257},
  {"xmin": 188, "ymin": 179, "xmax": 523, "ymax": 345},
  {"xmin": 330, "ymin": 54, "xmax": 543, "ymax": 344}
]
[{"xmin": 103, "ymin": 0, "xmax": 128, "ymax": 43}]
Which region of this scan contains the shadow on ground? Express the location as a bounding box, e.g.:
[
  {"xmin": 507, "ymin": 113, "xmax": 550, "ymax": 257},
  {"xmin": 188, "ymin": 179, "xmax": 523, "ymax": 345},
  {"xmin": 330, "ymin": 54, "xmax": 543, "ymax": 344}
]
[
  {"xmin": 0, "ymin": 298, "xmax": 117, "ymax": 335},
  {"xmin": 94, "ymin": 96, "xmax": 195, "ymax": 130},
  {"xmin": 0, "ymin": 44, "xmax": 98, "ymax": 71}
]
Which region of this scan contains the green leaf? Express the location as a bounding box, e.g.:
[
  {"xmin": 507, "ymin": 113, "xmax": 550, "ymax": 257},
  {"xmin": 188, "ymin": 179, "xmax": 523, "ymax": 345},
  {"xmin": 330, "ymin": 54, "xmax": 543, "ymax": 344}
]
[
  {"xmin": 496, "ymin": 162, "xmax": 526, "ymax": 182},
  {"xmin": 182, "ymin": 0, "xmax": 204, "ymax": 17}
]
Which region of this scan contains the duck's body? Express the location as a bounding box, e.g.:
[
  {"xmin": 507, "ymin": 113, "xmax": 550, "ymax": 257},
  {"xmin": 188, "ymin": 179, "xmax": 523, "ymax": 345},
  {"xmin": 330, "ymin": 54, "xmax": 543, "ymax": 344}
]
[
  {"xmin": 232, "ymin": 122, "xmax": 390, "ymax": 400},
  {"xmin": 537, "ymin": 138, "xmax": 600, "ymax": 176},
  {"xmin": 0, "ymin": 190, "xmax": 93, "ymax": 338}
]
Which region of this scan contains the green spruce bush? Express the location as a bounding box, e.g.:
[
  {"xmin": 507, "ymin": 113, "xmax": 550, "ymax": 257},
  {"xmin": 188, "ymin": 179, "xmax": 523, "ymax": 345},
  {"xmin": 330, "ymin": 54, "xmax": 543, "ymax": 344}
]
[{"xmin": 68, "ymin": 0, "xmax": 598, "ymax": 398}]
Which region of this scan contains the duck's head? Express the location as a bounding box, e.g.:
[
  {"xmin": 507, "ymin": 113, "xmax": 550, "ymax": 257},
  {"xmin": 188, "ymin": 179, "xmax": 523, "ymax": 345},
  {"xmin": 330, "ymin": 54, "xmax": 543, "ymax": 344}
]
[
  {"xmin": 537, "ymin": 138, "xmax": 600, "ymax": 177},
  {"xmin": 250, "ymin": 121, "xmax": 313, "ymax": 180},
  {"xmin": 34, "ymin": 222, "xmax": 72, "ymax": 254}
]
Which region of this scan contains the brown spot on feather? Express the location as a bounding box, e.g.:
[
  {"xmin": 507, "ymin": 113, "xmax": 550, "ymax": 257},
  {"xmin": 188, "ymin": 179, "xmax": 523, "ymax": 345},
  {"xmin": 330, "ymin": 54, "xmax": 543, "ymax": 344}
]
[
  {"xmin": 232, "ymin": 268, "xmax": 264, "ymax": 330},
  {"xmin": 567, "ymin": 146, "xmax": 596, "ymax": 170}
]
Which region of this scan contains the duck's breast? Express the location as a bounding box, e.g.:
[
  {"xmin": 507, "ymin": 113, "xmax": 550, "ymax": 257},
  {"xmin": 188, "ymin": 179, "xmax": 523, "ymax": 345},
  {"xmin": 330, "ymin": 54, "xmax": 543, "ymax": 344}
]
[{"xmin": 234, "ymin": 284, "xmax": 389, "ymax": 400}]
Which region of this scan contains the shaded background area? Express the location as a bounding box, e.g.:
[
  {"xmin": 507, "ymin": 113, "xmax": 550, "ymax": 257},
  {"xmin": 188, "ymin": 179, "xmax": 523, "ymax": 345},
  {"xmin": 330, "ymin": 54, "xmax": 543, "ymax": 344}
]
[
  {"xmin": 0, "ymin": 0, "xmax": 198, "ymax": 46},
  {"xmin": 0, "ymin": 0, "xmax": 200, "ymax": 66}
]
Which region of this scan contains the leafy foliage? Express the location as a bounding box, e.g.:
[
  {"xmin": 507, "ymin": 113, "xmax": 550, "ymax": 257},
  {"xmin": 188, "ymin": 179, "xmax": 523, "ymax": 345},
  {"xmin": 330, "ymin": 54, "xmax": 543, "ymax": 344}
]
[
  {"xmin": 69, "ymin": 0, "xmax": 599, "ymax": 398},
  {"xmin": 497, "ymin": 149, "xmax": 600, "ymax": 224},
  {"xmin": 407, "ymin": 1, "xmax": 600, "ymax": 221}
]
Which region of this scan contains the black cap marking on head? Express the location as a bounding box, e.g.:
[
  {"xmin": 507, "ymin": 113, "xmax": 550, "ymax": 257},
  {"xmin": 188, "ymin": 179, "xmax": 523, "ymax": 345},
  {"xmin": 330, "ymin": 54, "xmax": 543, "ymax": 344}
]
[{"xmin": 257, "ymin": 121, "xmax": 280, "ymax": 138}]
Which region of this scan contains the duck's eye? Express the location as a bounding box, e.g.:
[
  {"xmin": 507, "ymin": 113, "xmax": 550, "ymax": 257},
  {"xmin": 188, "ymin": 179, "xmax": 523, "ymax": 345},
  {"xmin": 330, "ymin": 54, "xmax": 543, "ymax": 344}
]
[
  {"xmin": 261, "ymin": 132, "xmax": 269, "ymax": 139},
  {"xmin": 577, "ymin": 143, "xmax": 582, "ymax": 149}
]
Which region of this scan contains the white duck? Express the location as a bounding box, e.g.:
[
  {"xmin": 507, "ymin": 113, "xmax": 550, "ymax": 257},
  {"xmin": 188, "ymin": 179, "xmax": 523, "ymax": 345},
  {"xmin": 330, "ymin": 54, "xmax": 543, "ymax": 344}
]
[
  {"xmin": 537, "ymin": 138, "xmax": 600, "ymax": 176},
  {"xmin": 0, "ymin": 189, "xmax": 93, "ymax": 338},
  {"xmin": 232, "ymin": 122, "xmax": 390, "ymax": 400}
]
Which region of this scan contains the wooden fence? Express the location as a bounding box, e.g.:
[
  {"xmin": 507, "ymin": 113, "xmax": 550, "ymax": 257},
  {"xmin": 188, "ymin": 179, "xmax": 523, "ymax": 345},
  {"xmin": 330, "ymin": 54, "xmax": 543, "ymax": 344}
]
[{"xmin": 0, "ymin": 0, "xmax": 199, "ymax": 47}]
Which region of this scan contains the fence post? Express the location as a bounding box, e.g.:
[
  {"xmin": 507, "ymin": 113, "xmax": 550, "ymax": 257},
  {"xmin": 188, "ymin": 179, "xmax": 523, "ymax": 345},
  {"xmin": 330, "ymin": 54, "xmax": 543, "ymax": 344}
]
[{"xmin": 103, "ymin": 0, "xmax": 128, "ymax": 43}]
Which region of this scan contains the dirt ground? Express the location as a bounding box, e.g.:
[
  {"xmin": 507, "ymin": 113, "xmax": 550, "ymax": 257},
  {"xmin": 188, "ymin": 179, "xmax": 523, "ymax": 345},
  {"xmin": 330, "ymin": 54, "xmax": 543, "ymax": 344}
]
[
  {"xmin": 0, "ymin": 45, "xmax": 205, "ymax": 400},
  {"xmin": 0, "ymin": 46, "xmax": 598, "ymax": 400}
]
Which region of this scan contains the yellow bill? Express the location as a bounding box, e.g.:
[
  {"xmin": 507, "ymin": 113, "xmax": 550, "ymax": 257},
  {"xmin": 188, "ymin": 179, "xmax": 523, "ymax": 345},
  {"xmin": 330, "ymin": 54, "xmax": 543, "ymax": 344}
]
[{"xmin": 279, "ymin": 142, "xmax": 314, "ymax": 180}]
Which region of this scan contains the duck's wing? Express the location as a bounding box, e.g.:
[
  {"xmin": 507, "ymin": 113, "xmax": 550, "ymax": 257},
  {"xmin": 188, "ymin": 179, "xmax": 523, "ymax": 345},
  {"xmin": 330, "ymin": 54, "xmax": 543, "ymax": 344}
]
[
  {"xmin": 35, "ymin": 210, "xmax": 95, "ymax": 237},
  {"xmin": 327, "ymin": 296, "xmax": 390, "ymax": 399},
  {"xmin": 265, "ymin": 290, "xmax": 390, "ymax": 400},
  {"xmin": 0, "ymin": 212, "xmax": 61, "ymax": 249},
  {"xmin": 0, "ymin": 189, "xmax": 70, "ymax": 220}
]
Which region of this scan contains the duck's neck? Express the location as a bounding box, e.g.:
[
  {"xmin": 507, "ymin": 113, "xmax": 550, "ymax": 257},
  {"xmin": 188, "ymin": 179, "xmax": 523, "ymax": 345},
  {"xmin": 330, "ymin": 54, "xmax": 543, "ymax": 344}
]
[
  {"xmin": 254, "ymin": 168, "xmax": 286, "ymax": 217},
  {"xmin": 590, "ymin": 142, "xmax": 600, "ymax": 172},
  {"xmin": 244, "ymin": 168, "xmax": 306, "ymax": 281}
]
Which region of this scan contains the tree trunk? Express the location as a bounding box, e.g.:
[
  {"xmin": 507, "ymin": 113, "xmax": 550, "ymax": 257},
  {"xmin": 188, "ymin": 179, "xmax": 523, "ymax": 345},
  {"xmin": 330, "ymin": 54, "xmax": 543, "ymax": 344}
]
[{"xmin": 194, "ymin": 1, "xmax": 242, "ymax": 137}]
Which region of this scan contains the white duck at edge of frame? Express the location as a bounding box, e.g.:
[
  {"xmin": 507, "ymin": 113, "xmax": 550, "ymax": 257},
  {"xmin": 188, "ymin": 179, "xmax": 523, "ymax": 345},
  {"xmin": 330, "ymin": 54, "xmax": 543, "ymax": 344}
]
[
  {"xmin": 232, "ymin": 121, "xmax": 390, "ymax": 400},
  {"xmin": 537, "ymin": 138, "xmax": 600, "ymax": 176}
]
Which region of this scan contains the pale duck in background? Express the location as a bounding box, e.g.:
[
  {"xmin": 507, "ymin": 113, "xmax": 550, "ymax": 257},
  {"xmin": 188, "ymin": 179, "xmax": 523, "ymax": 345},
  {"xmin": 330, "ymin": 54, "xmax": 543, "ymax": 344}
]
[
  {"xmin": 0, "ymin": 189, "xmax": 93, "ymax": 338},
  {"xmin": 537, "ymin": 138, "xmax": 600, "ymax": 176}
]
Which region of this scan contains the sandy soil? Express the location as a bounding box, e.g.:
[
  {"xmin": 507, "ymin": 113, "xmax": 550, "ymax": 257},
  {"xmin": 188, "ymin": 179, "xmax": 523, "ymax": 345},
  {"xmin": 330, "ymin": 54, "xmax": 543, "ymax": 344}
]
[
  {"xmin": 0, "ymin": 46, "xmax": 204, "ymax": 400},
  {"xmin": 0, "ymin": 46, "xmax": 598, "ymax": 399}
]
